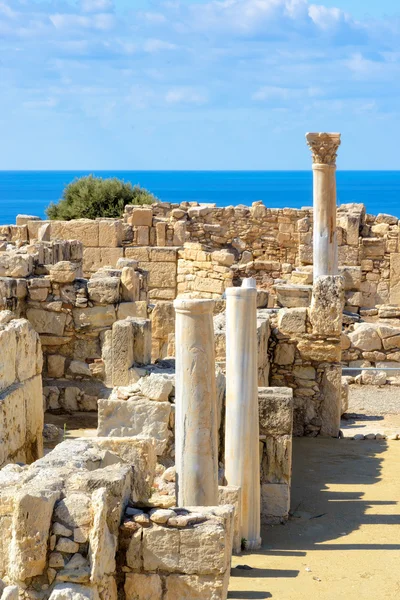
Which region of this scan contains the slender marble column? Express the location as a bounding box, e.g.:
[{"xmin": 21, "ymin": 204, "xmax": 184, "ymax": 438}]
[
  {"xmin": 306, "ymin": 132, "xmax": 341, "ymax": 279},
  {"xmin": 174, "ymin": 298, "xmax": 219, "ymax": 507},
  {"xmin": 225, "ymin": 278, "xmax": 261, "ymax": 550}
]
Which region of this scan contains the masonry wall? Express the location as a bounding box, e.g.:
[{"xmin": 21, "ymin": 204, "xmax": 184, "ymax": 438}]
[{"xmin": 0, "ymin": 313, "xmax": 43, "ymax": 467}]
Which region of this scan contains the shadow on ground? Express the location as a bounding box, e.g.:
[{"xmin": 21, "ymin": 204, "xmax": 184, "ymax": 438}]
[{"xmin": 229, "ymin": 437, "xmax": 400, "ymax": 599}]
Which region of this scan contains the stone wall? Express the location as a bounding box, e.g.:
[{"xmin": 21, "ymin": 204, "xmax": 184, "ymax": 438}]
[
  {"xmin": 0, "ymin": 312, "xmax": 43, "ymax": 468},
  {"xmin": 0, "ymin": 437, "xmax": 235, "ymax": 600}
]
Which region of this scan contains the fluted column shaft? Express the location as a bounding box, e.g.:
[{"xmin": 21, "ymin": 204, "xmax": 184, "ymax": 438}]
[
  {"xmin": 225, "ymin": 279, "xmax": 261, "ymax": 550},
  {"xmin": 174, "ymin": 298, "xmax": 219, "ymax": 507},
  {"xmin": 306, "ymin": 132, "xmax": 341, "ymax": 279}
]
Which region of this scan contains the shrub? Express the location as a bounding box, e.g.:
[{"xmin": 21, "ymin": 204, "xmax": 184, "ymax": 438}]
[{"xmin": 46, "ymin": 175, "xmax": 157, "ymax": 220}]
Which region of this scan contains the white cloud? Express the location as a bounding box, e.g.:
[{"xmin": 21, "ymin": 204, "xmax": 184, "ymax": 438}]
[
  {"xmin": 308, "ymin": 4, "xmax": 350, "ymax": 30},
  {"xmin": 50, "ymin": 13, "xmax": 116, "ymax": 31},
  {"xmin": 143, "ymin": 39, "xmax": 177, "ymax": 53},
  {"xmin": 0, "ymin": 2, "xmax": 17, "ymax": 18},
  {"xmin": 165, "ymin": 87, "xmax": 208, "ymax": 105},
  {"xmin": 81, "ymin": 0, "xmax": 114, "ymax": 13}
]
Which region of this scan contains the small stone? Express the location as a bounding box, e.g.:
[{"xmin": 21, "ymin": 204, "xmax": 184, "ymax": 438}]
[
  {"xmin": 55, "ymin": 537, "xmax": 80, "ymax": 553},
  {"xmin": 364, "ymin": 433, "xmax": 376, "ymax": 440},
  {"xmin": 167, "ymin": 513, "xmax": 207, "ymax": 527},
  {"xmin": 53, "ymin": 523, "xmax": 73, "ymax": 537},
  {"xmin": 149, "ymin": 509, "xmax": 177, "ymax": 524},
  {"xmin": 65, "ymin": 554, "xmax": 89, "ymax": 570},
  {"xmin": 73, "ymin": 527, "xmax": 89, "ymax": 543},
  {"xmin": 50, "ymin": 534, "xmax": 56, "ymax": 551},
  {"xmin": 376, "ymin": 433, "xmax": 386, "ymax": 440},
  {"xmin": 49, "ymin": 552, "xmax": 65, "ymax": 569},
  {"xmin": 162, "ymin": 466, "xmax": 176, "ymax": 483},
  {"xmin": 134, "ymin": 513, "xmax": 150, "ymax": 525},
  {"xmin": 47, "ymin": 569, "xmax": 57, "ymax": 585},
  {"xmin": 353, "ymin": 434, "xmax": 365, "ymax": 440}
]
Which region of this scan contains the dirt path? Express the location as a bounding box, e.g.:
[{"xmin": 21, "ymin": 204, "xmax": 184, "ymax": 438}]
[
  {"xmin": 342, "ymin": 384, "xmax": 400, "ymax": 437},
  {"xmin": 229, "ymin": 438, "xmax": 400, "ymax": 599}
]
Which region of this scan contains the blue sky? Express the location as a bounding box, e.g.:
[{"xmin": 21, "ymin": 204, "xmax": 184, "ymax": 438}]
[{"xmin": 1, "ymin": 0, "xmax": 400, "ymax": 170}]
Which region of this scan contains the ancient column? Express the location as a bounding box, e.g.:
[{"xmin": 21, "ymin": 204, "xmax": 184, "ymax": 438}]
[
  {"xmin": 225, "ymin": 278, "xmax": 261, "ymax": 550},
  {"xmin": 174, "ymin": 298, "xmax": 219, "ymax": 507},
  {"xmin": 306, "ymin": 132, "xmax": 341, "ymax": 279}
]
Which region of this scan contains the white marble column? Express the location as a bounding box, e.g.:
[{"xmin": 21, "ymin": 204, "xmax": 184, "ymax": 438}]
[
  {"xmin": 225, "ymin": 278, "xmax": 261, "ymax": 550},
  {"xmin": 306, "ymin": 132, "xmax": 341, "ymax": 279},
  {"xmin": 174, "ymin": 298, "xmax": 219, "ymax": 507}
]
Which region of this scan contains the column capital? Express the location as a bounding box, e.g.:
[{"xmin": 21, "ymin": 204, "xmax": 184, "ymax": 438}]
[{"xmin": 306, "ymin": 132, "xmax": 341, "ymax": 166}]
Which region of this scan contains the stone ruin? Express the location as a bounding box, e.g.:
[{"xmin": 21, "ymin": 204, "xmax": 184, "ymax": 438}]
[{"xmin": 0, "ymin": 132, "xmax": 400, "ymax": 599}]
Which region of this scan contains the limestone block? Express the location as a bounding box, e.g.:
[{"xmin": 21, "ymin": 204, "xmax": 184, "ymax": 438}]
[
  {"xmin": 89, "ymin": 488, "xmax": 117, "ymax": 584},
  {"xmin": 121, "ymin": 267, "xmax": 140, "ymax": 302},
  {"xmin": 117, "ymin": 302, "xmax": 147, "ymax": 321},
  {"xmin": 26, "ymin": 308, "xmax": 67, "ymax": 336},
  {"xmin": 1, "ymin": 587, "xmax": 19, "ymax": 600},
  {"xmin": 362, "ymin": 238, "xmax": 385, "ymax": 258},
  {"xmin": 138, "ymin": 373, "xmax": 173, "ymax": 401},
  {"xmin": 0, "ymin": 326, "xmax": 17, "ymax": 390},
  {"xmin": 73, "ymin": 306, "xmax": 116, "ymax": 329},
  {"xmin": 275, "ymin": 284, "xmax": 312, "ymax": 308},
  {"xmin": 16, "ymin": 214, "xmax": 41, "ymax": 226},
  {"xmin": 338, "ymin": 245, "xmax": 359, "ymax": 266},
  {"xmin": 361, "ymin": 370, "xmax": 387, "ymax": 385},
  {"xmin": 129, "ymin": 208, "xmax": 153, "ymax": 227},
  {"xmin": 137, "ymin": 226, "xmax": 150, "ymax": 245},
  {"xmin": 178, "ymin": 520, "xmax": 231, "ymax": 575},
  {"xmin": 0, "ymin": 385, "xmax": 26, "ymax": 455},
  {"xmin": 9, "ymin": 489, "xmax": 59, "ymax": 580},
  {"xmin": 297, "ymin": 339, "xmax": 341, "ymax": 362},
  {"xmin": 54, "ymin": 493, "xmax": 92, "ymax": 529},
  {"xmin": 382, "ymin": 334, "xmax": 400, "ymax": 350},
  {"xmin": 124, "ymin": 247, "xmax": 150, "ymax": 262},
  {"xmin": 13, "ymin": 319, "xmax": 41, "ymax": 382},
  {"xmin": 149, "ymin": 248, "xmax": 178, "ymax": 263},
  {"xmin": 345, "ymin": 291, "xmax": 362, "ymax": 307},
  {"xmin": 390, "ymin": 253, "xmax": 400, "ymax": 304},
  {"xmin": 164, "ymin": 575, "xmax": 227, "ymax": 600},
  {"xmin": 140, "ymin": 262, "xmax": 176, "ymax": 290},
  {"xmin": 148, "ymin": 289, "xmax": 176, "ymax": 301},
  {"xmin": 348, "ymin": 323, "xmax": 382, "ymax": 351},
  {"xmin": 0, "ymin": 252, "xmax": 33, "ymax": 278},
  {"xmin": 156, "ymin": 222, "xmax": 166, "ymax": 246},
  {"xmin": 277, "ymin": 307, "xmax": 307, "ymax": 334},
  {"xmin": 261, "ymin": 484, "xmax": 290, "ymax": 523},
  {"xmin": 94, "ymin": 437, "xmax": 157, "ymax": 502},
  {"xmin": 24, "ymin": 375, "xmax": 44, "ymax": 455},
  {"xmin": 131, "ymin": 319, "xmax": 152, "ymax": 366},
  {"xmin": 87, "ymin": 277, "xmax": 120, "ymax": 304},
  {"xmin": 99, "ymin": 220, "xmax": 123, "ymax": 247},
  {"xmin": 173, "ymin": 221, "xmax": 186, "ymax": 246},
  {"xmin": 48, "ymin": 355, "xmax": 66, "ymax": 378},
  {"xmin": 193, "ymin": 276, "xmax": 225, "ymax": 295},
  {"xmin": 261, "ymin": 435, "xmax": 292, "ymax": 485},
  {"xmin": 142, "ymin": 525, "xmax": 180, "ymax": 571},
  {"xmin": 211, "ymin": 250, "xmax": 235, "ymax": 267},
  {"xmin": 320, "ymin": 364, "xmax": 342, "ymax": 437},
  {"xmin": 49, "ymin": 262, "xmax": 81, "ymax": 284},
  {"xmin": 310, "ymin": 276, "xmax": 344, "ymax": 336},
  {"xmin": 48, "ymin": 584, "xmax": 98, "ymax": 600},
  {"xmin": 51, "ymin": 220, "xmax": 99, "ymax": 247},
  {"xmin": 112, "ymin": 320, "xmax": 135, "ymax": 386},
  {"xmin": 218, "ymin": 486, "xmax": 241, "ymax": 555},
  {"xmin": 97, "ymin": 399, "xmax": 171, "ymax": 455},
  {"xmin": 258, "ymin": 388, "xmax": 293, "ymax": 437},
  {"xmin": 83, "ymin": 248, "xmax": 101, "ymax": 273},
  {"xmin": 125, "ymin": 573, "xmax": 162, "ymax": 600},
  {"xmin": 274, "ymin": 343, "xmax": 295, "ymax": 366},
  {"xmin": 69, "ymin": 360, "xmax": 91, "ymax": 377},
  {"xmin": 339, "ymin": 266, "xmax": 362, "ymax": 291}
]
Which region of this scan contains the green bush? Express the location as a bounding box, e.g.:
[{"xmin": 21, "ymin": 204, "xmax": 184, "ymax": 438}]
[{"xmin": 46, "ymin": 175, "xmax": 157, "ymax": 220}]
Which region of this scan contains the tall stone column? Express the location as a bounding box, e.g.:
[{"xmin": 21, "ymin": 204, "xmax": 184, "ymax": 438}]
[
  {"xmin": 306, "ymin": 132, "xmax": 341, "ymax": 279},
  {"xmin": 225, "ymin": 278, "xmax": 261, "ymax": 550},
  {"xmin": 174, "ymin": 298, "xmax": 219, "ymax": 507}
]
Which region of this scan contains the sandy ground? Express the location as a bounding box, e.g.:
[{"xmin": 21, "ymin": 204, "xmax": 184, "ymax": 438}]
[
  {"xmin": 342, "ymin": 384, "xmax": 400, "ymax": 437},
  {"xmin": 229, "ymin": 438, "xmax": 400, "ymax": 599}
]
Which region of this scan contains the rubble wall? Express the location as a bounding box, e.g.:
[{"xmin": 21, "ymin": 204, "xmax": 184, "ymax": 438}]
[{"xmin": 0, "ymin": 313, "xmax": 43, "ymax": 467}]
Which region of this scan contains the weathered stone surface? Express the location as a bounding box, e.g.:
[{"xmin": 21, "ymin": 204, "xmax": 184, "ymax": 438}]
[
  {"xmin": 320, "ymin": 365, "xmax": 342, "ymax": 437},
  {"xmin": 49, "ymin": 262, "xmax": 80, "ymax": 284},
  {"xmin": 348, "ymin": 323, "xmax": 382, "ymax": 352},
  {"xmin": 297, "ymin": 339, "xmax": 341, "ymax": 362},
  {"xmin": 49, "ymin": 583, "xmax": 98, "ymax": 600},
  {"xmin": 125, "ymin": 573, "xmax": 162, "ymax": 600},
  {"xmin": 97, "ymin": 399, "xmax": 171, "ymax": 455},
  {"xmin": 26, "ymin": 309, "xmax": 67, "ymax": 336},
  {"xmin": 138, "ymin": 374, "xmax": 173, "ymax": 402},
  {"xmin": 258, "ymin": 388, "xmax": 293, "ymax": 436},
  {"xmin": 277, "ymin": 307, "xmax": 307, "ymax": 334},
  {"xmin": 87, "ymin": 277, "xmax": 120, "ymax": 304},
  {"xmin": 164, "ymin": 575, "xmax": 227, "ymax": 600},
  {"xmin": 73, "ymin": 306, "xmax": 116, "ymax": 329},
  {"xmin": 390, "ymin": 253, "xmax": 400, "ymax": 304},
  {"xmin": 310, "ymin": 276, "xmax": 344, "ymax": 336},
  {"xmin": 274, "ymin": 343, "xmax": 295, "ymax": 365}
]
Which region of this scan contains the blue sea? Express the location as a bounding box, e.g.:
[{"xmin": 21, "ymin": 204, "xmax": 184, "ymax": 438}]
[{"xmin": 1, "ymin": 170, "xmax": 400, "ymax": 226}]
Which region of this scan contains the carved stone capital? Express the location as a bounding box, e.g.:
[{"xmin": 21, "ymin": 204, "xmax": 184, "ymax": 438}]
[{"xmin": 306, "ymin": 132, "xmax": 341, "ymax": 166}]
